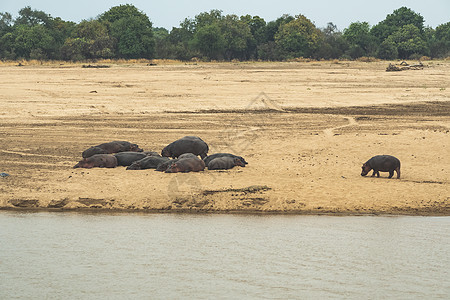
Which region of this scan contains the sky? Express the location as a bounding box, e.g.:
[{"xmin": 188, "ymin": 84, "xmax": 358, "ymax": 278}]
[{"xmin": 2, "ymin": 0, "xmax": 449, "ymax": 30}]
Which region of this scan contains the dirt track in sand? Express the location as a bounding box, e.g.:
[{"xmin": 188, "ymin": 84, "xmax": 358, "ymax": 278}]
[{"xmin": 0, "ymin": 61, "xmax": 449, "ymax": 215}]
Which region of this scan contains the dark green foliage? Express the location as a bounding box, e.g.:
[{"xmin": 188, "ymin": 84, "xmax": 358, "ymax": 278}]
[
  {"xmin": 0, "ymin": 5, "xmax": 448, "ymax": 61},
  {"xmin": 343, "ymin": 22, "xmax": 378, "ymax": 58},
  {"xmin": 386, "ymin": 24, "xmax": 427, "ymax": 58}
]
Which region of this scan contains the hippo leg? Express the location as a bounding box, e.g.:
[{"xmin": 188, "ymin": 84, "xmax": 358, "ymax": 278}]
[
  {"xmin": 388, "ymin": 170, "xmax": 394, "ymax": 178},
  {"xmin": 395, "ymin": 167, "xmax": 401, "ymax": 179},
  {"xmin": 371, "ymin": 170, "xmax": 376, "ymax": 177}
]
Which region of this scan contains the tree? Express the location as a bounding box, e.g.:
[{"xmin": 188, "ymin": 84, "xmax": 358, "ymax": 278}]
[
  {"xmin": 220, "ymin": 15, "xmax": 252, "ymax": 60},
  {"xmin": 377, "ymin": 39, "xmax": 398, "ymax": 59},
  {"xmin": 166, "ymin": 24, "xmax": 197, "ymax": 60},
  {"xmin": 430, "ymin": 22, "xmax": 450, "ymax": 57},
  {"xmin": 110, "ymin": 16, "xmax": 154, "ymax": 58},
  {"xmin": 99, "ymin": 5, "xmax": 154, "ymax": 59},
  {"xmin": 13, "ymin": 24, "xmax": 55, "ymax": 59},
  {"xmin": 371, "ymin": 7, "xmax": 424, "ymax": 42},
  {"xmin": 0, "ymin": 12, "xmax": 13, "ymax": 33},
  {"xmin": 15, "ymin": 6, "xmax": 51, "ymax": 27},
  {"xmin": 317, "ymin": 22, "xmax": 349, "ymax": 59},
  {"xmin": 385, "ymin": 24, "xmax": 428, "ymax": 58},
  {"xmin": 275, "ymin": 14, "xmax": 322, "ymax": 59},
  {"xmin": 191, "ymin": 23, "xmax": 225, "ymax": 60},
  {"xmin": 61, "ymin": 20, "xmax": 114, "ymax": 60},
  {"xmin": 343, "ymin": 21, "xmax": 377, "ymax": 58}
]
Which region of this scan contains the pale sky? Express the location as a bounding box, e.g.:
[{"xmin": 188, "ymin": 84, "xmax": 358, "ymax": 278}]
[{"xmin": 2, "ymin": 0, "xmax": 449, "ymax": 30}]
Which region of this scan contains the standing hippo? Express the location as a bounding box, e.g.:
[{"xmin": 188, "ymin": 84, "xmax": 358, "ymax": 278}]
[
  {"xmin": 155, "ymin": 159, "xmax": 178, "ymax": 172},
  {"xmin": 203, "ymin": 153, "xmax": 248, "ymax": 166},
  {"xmin": 126, "ymin": 156, "xmax": 170, "ymax": 170},
  {"xmin": 165, "ymin": 157, "xmax": 205, "ymax": 173},
  {"xmin": 161, "ymin": 136, "xmax": 209, "ymax": 159},
  {"xmin": 207, "ymin": 157, "xmax": 246, "ymax": 170},
  {"xmin": 361, "ymin": 155, "xmax": 401, "ymax": 179},
  {"xmin": 74, "ymin": 154, "xmax": 118, "ymax": 169},
  {"xmin": 114, "ymin": 152, "xmax": 148, "ymax": 166},
  {"xmin": 82, "ymin": 141, "xmax": 143, "ymax": 158}
]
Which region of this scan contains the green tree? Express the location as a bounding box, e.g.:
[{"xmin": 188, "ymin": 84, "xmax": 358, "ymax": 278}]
[
  {"xmin": 220, "ymin": 15, "xmax": 252, "ymax": 60},
  {"xmin": 13, "ymin": 24, "xmax": 55, "ymax": 59},
  {"xmin": 430, "ymin": 22, "xmax": 450, "ymax": 57},
  {"xmin": 61, "ymin": 20, "xmax": 114, "ymax": 60},
  {"xmin": 191, "ymin": 23, "xmax": 225, "ymax": 60},
  {"xmin": 343, "ymin": 21, "xmax": 377, "ymax": 58},
  {"xmin": 275, "ymin": 14, "xmax": 322, "ymax": 59},
  {"xmin": 371, "ymin": 7, "xmax": 424, "ymax": 42},
  {"xmin": 15, "ymin": 6, "xmax": 51, "ymax": 27},
  {"xmin": 385, "ymin": 24, "xmax": 427, "ymax": 58},
  {"xmin": 377, "ymin": 39, "xmax": 398, "ymax": 59},
  {"xmin": 317, "ymin": 22, "xmax": 349, "ymax": 59},
  {"xmin": 166, "ymin": 23, "xmax": 197, "ymax": 60},
  {"xmin": 0, "ymin": 12, "xmax": 13, "ymax": 33},
  {"xmin": 99, "ymin": 5, "xmax": 154, "ymax": 59}
]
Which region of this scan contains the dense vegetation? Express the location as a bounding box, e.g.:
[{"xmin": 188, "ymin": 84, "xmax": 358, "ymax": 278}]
[{"xmin": 0, "ymin": 5, "xmax": 449, "ymax": 61}]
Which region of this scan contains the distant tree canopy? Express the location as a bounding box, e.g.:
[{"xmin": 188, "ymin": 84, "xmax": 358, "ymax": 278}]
[{"xmin": 0, "ymin": 5, "xmax": 448, "ymax": 61}]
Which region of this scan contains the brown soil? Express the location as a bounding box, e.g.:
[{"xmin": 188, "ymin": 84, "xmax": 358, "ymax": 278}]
[{"xmin": 0, "ymin": 60, "xmax": 449, "ymax": 215}]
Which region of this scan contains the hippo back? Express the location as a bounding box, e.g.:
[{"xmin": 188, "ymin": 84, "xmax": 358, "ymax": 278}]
[
  {"xmin": 207, "ymin": 157, "xmax": 236, "ymax": 170},
  {"xmin": 161, "ymin": 136, "xmax": 209, "ymax": 159},
  {"xmin": 127, "ymin": 156, "xmax": 170, "ymax": 170},
  {"xmin": 367, "ymin": 155, "xmax": 400, "ymax": 171},
  {"xmin": 114, "ymin": 152, "xmax": 148, "ymax": 166},
  {"xmin": 203, "ymin": 153, "xmax": 247, "ymax": 166}
]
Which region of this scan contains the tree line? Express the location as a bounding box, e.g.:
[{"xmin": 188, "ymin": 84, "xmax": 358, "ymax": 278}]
[{"xmin": 0, "ymin": 5, "xmax": 449, "ymax": 61}]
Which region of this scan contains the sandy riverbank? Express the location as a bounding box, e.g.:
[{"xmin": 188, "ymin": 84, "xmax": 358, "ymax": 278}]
[{"xmin": 0, "ymin": 60, "xmax": 449, "ymax": 215}]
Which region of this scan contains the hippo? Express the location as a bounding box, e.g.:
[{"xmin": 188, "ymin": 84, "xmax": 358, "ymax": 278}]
[
  {"xmin": 114, "ymin": 152, "xmax": 148, "ymax": 166},
  {"xmin": 178, "ymin": 153, "xmax": 198, "ymax": 159},
  {"xmin": 155, "ymin": 159, "xmax": 178, "ymax": 172},
  {"xmin": 126, "ymin": 156, "xmax": 170, "ymax": 170},
  {"xmin": 165, "ymin": 157, "xmax": 205, "ymax": 173},
  {"xmin": 361, "ymin": 155, "xmax": 401, "ymax": 179},
  {"xmin": 161, "ymin": 136, "xmax": 209, "ymax": 159},
  {"xmin": 207, "ymin": 156, "xmax": 246, "ymax": 170},
  {"xmin": 82, "ymin": 141, "xmax": 143, "ymax": 158},
  {"xmin": 143, "ymin": 151, "xmax": 161, "ymax": 157},
  {"xmin": 203, "ymin": 153, "xmax": 248, "ymax": 166},
  {"xmin": 74, "ymin": 154, "xmax": 118, "ymax": 169}
]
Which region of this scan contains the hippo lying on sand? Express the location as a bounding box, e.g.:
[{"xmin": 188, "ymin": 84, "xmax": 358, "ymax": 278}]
[
  {"xmin": 82, "ymin": 141, "xmax": 143, "ymax": 158},
  {"xmin": 161, "ymin": 136, "xmax": 208, "ymax": 159},
  {"xmin": 361, "ymin": 155, "xmax": 401, "ymax": 179},
  {"xmin": 165, "ymin": 157, "xmax": 205, "ymax": 173},
  {"xmin": 207, "ymin": 157, "xmax": 246, "ymax": 170},
  {"xmin": 155, "ymin": 159, "xmax": 178, "ymax": 172},
  {"xmin": 74, "ymin": 154, "xmax": 118, "ymax": 168},
  {"xmin": 114, "ymin": 152, "xmax": 148, "ymax": 166},
  {"xmin": 126, "ymin": 156, "xmax": 170, "ymax": 170},
  {"xmin": 203, "ymin": 153, "xmax": 247, "ymax": 166}
]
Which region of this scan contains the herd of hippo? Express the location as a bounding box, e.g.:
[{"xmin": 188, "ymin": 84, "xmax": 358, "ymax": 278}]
[
  {"xmin": 74, "ymin": 135, "xmax": 401, "ymax": 178},
  {"xmin": 73, "ymin": 136, "xmax": 248, "ymax": 173}
]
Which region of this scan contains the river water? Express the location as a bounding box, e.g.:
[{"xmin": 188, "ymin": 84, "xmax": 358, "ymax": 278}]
[{"xmin": 0, "ymin": 212, "xmax": 448, "ymax": 299}]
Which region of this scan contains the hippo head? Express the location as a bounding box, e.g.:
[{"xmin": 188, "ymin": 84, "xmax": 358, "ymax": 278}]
[
  {"xmin": 130, "ymin": 144, "xmax": 143, "ymax": 152},
  {"xmin": 234, "ymin": 158, "xmax": 246, "ymax": 167},
  {"xmin": 361, "ymin": 163, "xmax": 372, "ymax": 176},
  {"xmin": 126, "ymin": 162, "xmax": 141, "ymax": 170},
  {"xmin": 161, "ymin": 146, "xmax": 171, "ymax": 157},
  {"xmin": 73, "ymin": 158, "xmax": 94, "ymax": 169},
  {"xmin": 165, "ymin": 163, "xmax": 180, "ymax": 173}
]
